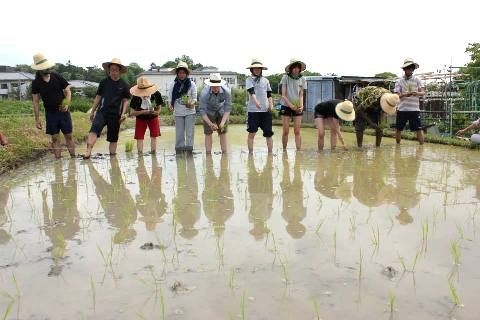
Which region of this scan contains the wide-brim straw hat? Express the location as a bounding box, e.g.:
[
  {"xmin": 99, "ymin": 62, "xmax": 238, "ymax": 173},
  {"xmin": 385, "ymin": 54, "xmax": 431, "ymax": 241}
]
[
  {"xmin": 247, "ymin": 59, "xmax": 268, "ymax": 70},
  {"xmin": 285, "ymin": 58, "xmax": 306, "ymax": 73},
  {"xmin": 130, "ymin": 76, "xmax": 157, "ymax": 96},
  {"xmin": 171, "ymin": 61, "xmax": 191, "ymax": 75},
  {"xmin": 31, "ymin": 53, "xmax": 55, "ymax": 70},
  {"xmin": 380, "ymin": 93, "xmax": 399, "ymax": 115},
  {"xmin": 335, "ymin": 100, "xmax": 356, "ymax": 121},
  {"xmin": 102, "ymin": 58, "xmax": 128, "ymax": 74},
  {"xmin": 204, "ymin": 73, "xmax": 226, "ymax": 87},
  {"xmin": 401, "ymin": 58, "xmax": 419, "ymax": 69}
]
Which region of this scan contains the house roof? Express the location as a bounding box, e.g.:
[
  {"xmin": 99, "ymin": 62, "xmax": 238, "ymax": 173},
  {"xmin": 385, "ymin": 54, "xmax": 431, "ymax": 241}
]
[
  {"xmin": 141, "ymin": 69, "xmax": 238, "ymax": 76},
  {"xmin": 305, "ymin": 75, "xmax": 387, "ymax": 84},
  {"xmin": 0, "ymin": 72, "xmax": 35, "ymax": 81}
]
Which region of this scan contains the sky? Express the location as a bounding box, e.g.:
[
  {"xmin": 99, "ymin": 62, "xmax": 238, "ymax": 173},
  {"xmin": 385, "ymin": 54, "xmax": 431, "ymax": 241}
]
[{"xmin": 1, "ymin": 0, "xmax": 478, "ymax": 77}]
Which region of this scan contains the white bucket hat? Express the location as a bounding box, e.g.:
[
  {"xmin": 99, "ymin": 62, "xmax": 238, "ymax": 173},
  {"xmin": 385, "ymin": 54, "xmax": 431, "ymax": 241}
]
[
  {"xmin": 335, "ymin": 100, "xmax": 356, "ymax": 122},
  {"xmin": 380, "ymin": 93, "xmax": 399, "ymax": 115},
  {"xmin": 204, "ymin": 73, "xmax": 226, "ymax": 87},
  {"xmin": 247, "ymin": 59, "xmax": 268, "ymax": 70},
  {"xmin": 31, "ymin": 53, "xmax": 55, "ymax": 71},
  {"xmin": 171, "ymin": 61, "xmax": 191, "ymax": 75},
  {"xmin": 285, "ymin": 58, "xmax": 306, "ymax": 73},
  {"xmin": 401, "ymin": 58, "xmax": 419, "ymax": 69},
  {"xmin": 102, "ymin": 58, "xmax": 128, "ymax": 74}
]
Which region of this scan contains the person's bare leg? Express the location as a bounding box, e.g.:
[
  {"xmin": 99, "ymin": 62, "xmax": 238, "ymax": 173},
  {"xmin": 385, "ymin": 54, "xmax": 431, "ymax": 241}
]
[
  {"xmin": 281, "ymin": 116, "xmax": 290, "ymax": 149},
  {"xmin": 64, "ymin": 133, "xmax": 75, "ymax": 157},
  {"xmin": 85, "ymin": 132, "xmax": 97, "ymax": 158},
  {"xmin": 247, "ymin": 132, "xmax": 256, "ymax": 154},
  {"xmin": 356, "ymin": 131, "xmax": 363, "ymax": 147},
  {"xmin": 109, "ymin": 142, "xmax": 117, "ymax": 155},
  {"xmin": 375, "ymin": 129, "xmax": 383, "ymax": 147},
  {"xmin": 330, "ymin": 118, "xmax": 338, "ymax": 150},
  {"xmin": 219, "ymin": 133, "xmax": 228, "ymax": 153},
  {"xmin": 51, "ymin": 134, "xmax": 61, "ymax": 158},
  {"xmin": 293, "ymin": 116, "xmax": 302, "ymax": 150},
  {"xmin": 266, "ymin": 137, "xmax": 273, "ymax": 153},
  {"xmin": 315, "ymin": 118, "xmax": 325, "ymax": 150},
  {"xmin": 150, "ymin": 137, "xmax": 157, "ymax": 153},
  {"xmin": 396, "ymin": 130, "xmax": 401, "ymax": 144},
  {"xmin": 417, "ymin": 130, "xmax": 424, "ymax": 145},
  {"xmin": 205, "ymin": 134, "xmax": 213, "ymax": 154},
  {"xmin": 136, "ymin": 139, "xmax": 144, "ymax": 154}
]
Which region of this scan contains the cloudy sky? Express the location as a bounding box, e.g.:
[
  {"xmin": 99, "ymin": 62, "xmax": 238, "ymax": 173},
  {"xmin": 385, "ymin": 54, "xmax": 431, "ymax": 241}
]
[{"xmin": 1, "ymin": 0, "xmax": 478, "ymax": 76}]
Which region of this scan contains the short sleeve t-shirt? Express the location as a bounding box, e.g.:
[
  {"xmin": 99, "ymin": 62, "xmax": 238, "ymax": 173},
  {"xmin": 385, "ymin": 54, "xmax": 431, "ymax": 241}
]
[
  {"xmin": 315, "ymin": 99, "xmax": 343, "ymax": 119},
  {"xmin": 280, "ymin": 74, "xmax": 307, "ymax": 106},
  {"xmin": 130, "ymin": 91, "xmax": 164, "ymax": 120},
  {"xmin": 97, "ymin": 77, "xmax": 131, "ymax": 115},
  {"xmin": 246, "ymin": 76, "xmax": 272, "ymax": 112},
  {"xmin": 394, "ymin": 76, "xmax": 423, "ymax": 112},
  {"xmin": 31, "ymin": 72, "xmax": 69, "ymax": 113}
]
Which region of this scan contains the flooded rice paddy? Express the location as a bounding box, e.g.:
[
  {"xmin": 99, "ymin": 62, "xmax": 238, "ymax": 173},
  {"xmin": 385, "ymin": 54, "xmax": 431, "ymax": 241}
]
[{"xmin": 0, "ymin": 125, "xmax": 479, "ymax": 319}]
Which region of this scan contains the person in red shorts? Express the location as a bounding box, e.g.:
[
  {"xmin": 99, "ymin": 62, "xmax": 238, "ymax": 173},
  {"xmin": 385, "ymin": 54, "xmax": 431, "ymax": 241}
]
[{"xmin": 129, "ymin": 77, "xmax": 164, "ymax": 154}]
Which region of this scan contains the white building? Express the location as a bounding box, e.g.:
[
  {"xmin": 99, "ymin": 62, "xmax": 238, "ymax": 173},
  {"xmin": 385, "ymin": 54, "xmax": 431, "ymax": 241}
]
[
  {"xmin": 0, "ymin": 68, "xmax": 35, "ymax": 100},
  {"xmin": 140, "ymin": 67, "xmax": 239, "ymax": 97}
]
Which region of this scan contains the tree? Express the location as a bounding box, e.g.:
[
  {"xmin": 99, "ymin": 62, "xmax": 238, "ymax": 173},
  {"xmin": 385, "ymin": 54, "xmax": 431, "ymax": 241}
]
[
  {"xmin": 461, "ymin": 42, "xmax": 480, "ymax": 80},
  {"xmin": 267, "ymin": 71, "xmax": 321, "ymax": 93},
  {"xmin": 149, "ymin": 62, "xmax": 158, "ymax": 71},
  {"xmin": 123, "ymin": 62, "xmax": 145, "ymax": 85},
  {"xmin": 374, "ymin": 72, "xmax": 397, "ymax": 79},
  {"xmin": 161, "ymin": 55, "xmax": 204, "ymax": 70}
]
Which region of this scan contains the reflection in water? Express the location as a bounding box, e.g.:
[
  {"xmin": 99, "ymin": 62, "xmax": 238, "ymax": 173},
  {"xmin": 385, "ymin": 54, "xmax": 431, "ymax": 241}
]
[
  {"xmin": 174, "ymin": 153, "xmax": 201, "ymax": 239},
  {"xmin": 393, "ymin": 147, "xmax": 423, "ymax": 225},
  {"xmin": 136, "ymin": 156, "xmax": 167, "ymax": 231},
  {"xmin": 41, "ymin": 160, "xmax": 80, "ymax": 275},
  {"xmin": 88, "ymin": 158, "xmax": 137, "ymax": 244},
  {"xmin": 248, "ymin": 155, "xmax": 274, "ymax": 240},
  {"xmin": 314, "ymin": 154, "xmax": 352, "ymax": 201},
  {"xmin": 202, "ymin": 155, "xmax": 234, "ymax": 237},
  {"xmin": 0, "ymin": 183, "xmax": 11, "ymax": 245},
  {"xmin": 281, "ymin": 153, "xmax": 306, "ymax": 239},
  {"xmin": 352, "ymin": 150, "xmax": 395, "ymax": 208}
]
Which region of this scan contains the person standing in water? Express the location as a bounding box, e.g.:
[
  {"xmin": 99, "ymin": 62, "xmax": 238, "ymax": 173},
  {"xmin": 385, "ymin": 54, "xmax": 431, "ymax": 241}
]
[{"xmin": 314, "ymin": 99, "xmax": 355, "ymax": 150}]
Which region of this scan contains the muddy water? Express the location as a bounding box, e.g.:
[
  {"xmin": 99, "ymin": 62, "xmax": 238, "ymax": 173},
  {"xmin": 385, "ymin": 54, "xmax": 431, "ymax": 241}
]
[{"xmin": 0, "ymin": 125, "xmax": 479, "ymax": 320}]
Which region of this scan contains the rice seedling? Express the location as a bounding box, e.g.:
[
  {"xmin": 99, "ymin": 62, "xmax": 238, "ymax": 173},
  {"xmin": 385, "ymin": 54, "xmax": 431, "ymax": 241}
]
[
  {"xmin": 333, "ymin": 231, "xmax": 337, "ymax": 261},
  {"xmin": 11, "ymin": 273, "xmax": 20, "ymax": 298},
  {"xmin": 371, "ymin": 225, "xmax": 380, "ymax": 251},
  {"xmin": 387, "ymin": 291, "xmax": 397, "ymax": 313},
  {"xmin": 412, "ymin": 249, "xmax": 421, "ymax": 272},
  {"xmin": 451, "ymin": 241, "xmax": 461, "ymax": 265},
  {"xmin": 312, "ymin": 296, "xmax": 321, "ymax": 320},
  {"xmin": 89, "ymin": 275, "xmax": 96, "ymax": 312},
  {"xmin": 2, "ymin": 299, "xmax": 14, "ymax": 320},
  {"xmin": 398, "ymin": 254, "xmax": 408, "ymax": 273},
  {"xmin": 240, "ymin": 291, "xmax": 246, "ymax": 320},
  {"xmin": 279, "ymin": 255, "xmax": 290, "ymax": 285},
  {"xmin": 421, "ymin": 219, "xmax": 429, "ymax": 253},
  {"xmin": 228, "ymin": 268, "xmax": 236, "ymax": 290},
  {"xmin": 125, "ymin": 140, "xmax": 134, "ymax": 153},
  {"xmin": 315, "ymin": 219, "xmax": 325, "ymax": 235},
  {"xmin": 358, "ymin": 248, "xmax": 363, "ymax": 280},
  {"xmin": 349, "ymin": 215, "xmax": 357, "ymax": 234},
  {"xmin": 448, "ymin": 279, "xmax": 462, "ymax": 307},
  {"xmin": 456, "ymin": 224, "xmax": 472, "ymax": 241}
]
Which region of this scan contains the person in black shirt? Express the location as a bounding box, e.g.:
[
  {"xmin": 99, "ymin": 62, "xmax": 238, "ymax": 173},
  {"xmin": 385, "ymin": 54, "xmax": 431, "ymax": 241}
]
[
  {"xmin": 314, "ymin": 99, "xmax": 354, "ymax": 150},
  {"xmin": 31, "ymin": 53, "xmax": 75, "ymax": 158},
  {"xmin": 129, "ymin": 77, "xmax": 164, "ymax": 154},
  {"xmin": 84, "ymin": 58, "xmax": 131, "ymax": 159}
]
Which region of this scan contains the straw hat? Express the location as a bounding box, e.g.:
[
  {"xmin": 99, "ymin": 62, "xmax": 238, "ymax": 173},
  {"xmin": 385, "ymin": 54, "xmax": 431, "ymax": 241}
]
[
  {"xmin": 247, "ymin": 59, "xmax": 268, "ymax": 70},
  {"xmin": 380, "ymin": 93, "xmax": 399, "ymax": 115},
  {"xmin": 171, "ymin": 61, "xmax": 190, "ymax": 75},
  {"xmin": 335, "ymin": 100, "xmax": 356, "ymax": 121},
  {"xmin": 102, "ymin": 58, "xmax": 128, "ymax": 74},
  {"xmin": 285, "ymin": 58, "xmax": 306, "ymax": 73},
  {"xmin": 31, "ymin": 53, "xmax": 55, "ymax": 70},
  {"xmin": 204, "ymin": 73, "xmax": 226, "ymax": 87},
  {"xmin": 130, "ymin": 76, "xmax": 157, "ymax": 97},
  {"xmin": 401, "ymin": 58, "xmax": 419, "ymax": 69}
]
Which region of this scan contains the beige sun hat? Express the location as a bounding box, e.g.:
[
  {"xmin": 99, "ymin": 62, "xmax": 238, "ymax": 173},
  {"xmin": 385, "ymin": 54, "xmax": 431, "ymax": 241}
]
[
  {"xmin": 31, "ymin": 53, "xmax": 55, "ymax": 70},
  {"xmin": 204, "ymin": 73, "xmax": 226, "ymax": 87},
  {"xmin": 247, "ymin": 59, "xmax": 268, "ymax": 70},
  {"xmin": 335, "ymin": 100, "xmax": 356, "ymax": 122},
  {"xmin": 102, "ymin": 58, "xmax": 128, "ymax": 74},
  {"xmin": 130, "ymin": 76, "xmax": 157, "ymax": 97},
  {"xmin": 401, "ymin": 58, "xmax": 419, "ymax": 69},
  {"xmin": 171, "ymin": 61, "xmax": 190, "ymax": 75},
  {"xmin": 285, "ymin": 58, "xmax": 306, "ymax": 73},
  {"xmin": 380, "ymin": 93, "xmax": 399, "ymax": 115}
]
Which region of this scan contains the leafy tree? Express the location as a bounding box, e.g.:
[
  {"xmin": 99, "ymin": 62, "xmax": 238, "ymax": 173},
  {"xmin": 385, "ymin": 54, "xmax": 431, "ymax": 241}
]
[
  {"xmin": 85, "ymin": 66, "xmax": 105, "ymax": 82},
  {"xmin": 461, "ymin": 42, "xmax": 480, "ymax": 80},
  {"xmin": 374, "ymin": 72, "xmax": 397, "ymax": 79},
  {"xmin": 123, "ymin": 62, "xmax": 144, "ymax": 85},
  {"xmin": 149, "ymin": 62, "xmax": 158, "ymax": 71},
  {"xmin": 161, "ymin": 55, "xmax": 204, "ymax": 70}
]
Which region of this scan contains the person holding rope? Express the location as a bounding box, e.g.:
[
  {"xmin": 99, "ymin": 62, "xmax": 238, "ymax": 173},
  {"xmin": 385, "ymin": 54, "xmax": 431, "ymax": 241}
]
[{"xmin": 31, "ymin": 53, "xmax": 75, "ymax": 158}]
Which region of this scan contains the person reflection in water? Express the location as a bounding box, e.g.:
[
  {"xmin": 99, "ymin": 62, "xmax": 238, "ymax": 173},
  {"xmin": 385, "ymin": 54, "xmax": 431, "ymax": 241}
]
[
  {"xmin": 281, "ymin": 153, "xmax": 307, "ymax": 239},
  {"xmin": 393, "ymin": 147, "xmax": 422, "ymax": 225},
  {"xmin": 0, "ymin": 184, "xmax": 12, "ymax": 245},
  {"xmin": 88, "ymin": 157, "xmax": 137, "ymax": 244},
  {"xmin": 135, "ymin": 156, "xmax": 167, "ymax": 231},
  {"xmin": 248, "ymin": 154, "xmax": 274, "ymax": 240},
  {"xmin": 174, "ymin": 153, "xmax": 201, "ymax": 239},
  {"xmin": 314, "ymin": 154, "xmax": 352, "ymax": 202},
  {"xmin": 203, "ymin": 155, "xmax": 234, "ymax": 237},
  {"xmin": 41, "ymin": 160, "xmax": 80, "ymax": 276}
]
